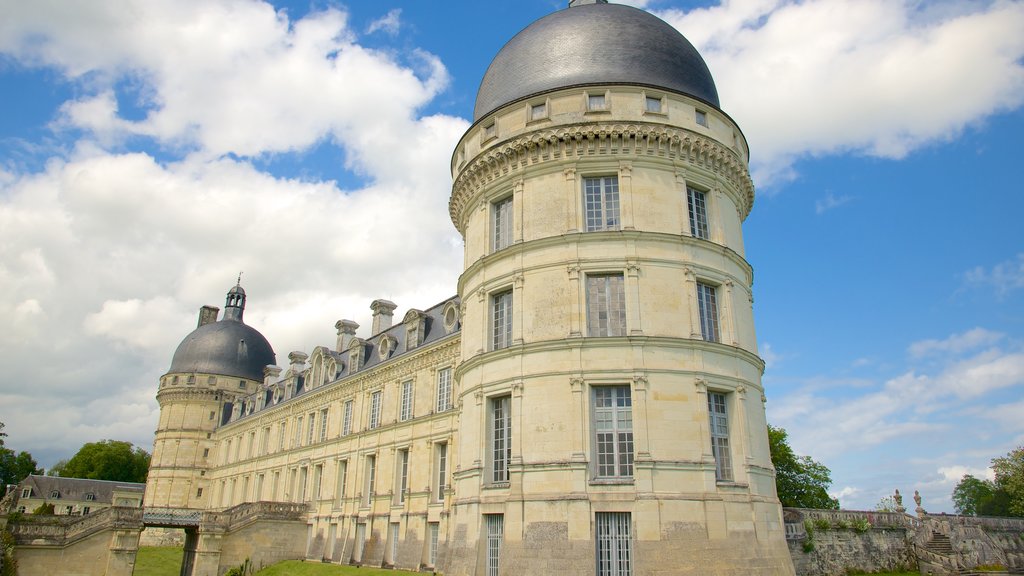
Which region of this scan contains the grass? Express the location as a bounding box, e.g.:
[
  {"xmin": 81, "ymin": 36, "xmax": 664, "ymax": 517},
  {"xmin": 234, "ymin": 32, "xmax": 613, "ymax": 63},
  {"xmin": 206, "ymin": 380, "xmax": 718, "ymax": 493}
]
[
  {"xmin": 132, "ymin": 546, "xmax": 183, "ymax": 576},
  {"xmin": 252, "ymin": 561, "xmax": 421, "ymax": 575}
]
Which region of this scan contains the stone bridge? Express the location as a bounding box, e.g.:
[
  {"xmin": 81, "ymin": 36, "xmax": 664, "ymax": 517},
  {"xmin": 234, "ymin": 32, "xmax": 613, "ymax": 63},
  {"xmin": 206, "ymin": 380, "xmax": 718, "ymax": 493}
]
[{"xmin": 1, "ymin": 502, "xmax": 309, "ymax": 576}]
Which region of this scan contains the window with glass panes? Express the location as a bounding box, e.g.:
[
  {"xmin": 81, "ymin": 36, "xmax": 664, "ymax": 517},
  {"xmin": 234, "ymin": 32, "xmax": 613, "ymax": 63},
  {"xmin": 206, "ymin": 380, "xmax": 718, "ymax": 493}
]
[
  {"xmin": 593, "ymin": 386, "xmax": 634, "ymax": 478},
  {"xmin": 318, "ymin": 408, "xmax": 328, "ymax": 442},
  {"xmin": 306, "ymin": 412, "xmax": 316, "ymax": 445},
  {"xmin": 492, "ymin": 290, "xmax": 513, "ymax": 350},
  {"xmin": 596, "ymin": 512, "xmax": 632, "ymax": 576},
  {"xmin": 687, "ymin": 187, "xmax": 709, "ymax": 240},
  {"xmin": 490, "ymin": 396, "xmax": 511, "ymax": 483},
  {"xmin": 696, "ymin": 282, "xmax": 720, "ymax": 342},
  {"xmin": 434, "ymin": 442, "xmax": 448, "ymax": 502},
  {"xmin": 492, "ymin": 196, "xmax": 513, "ymax": 252},
  {"xmin": 399, "ymin": 380, "xmax": 413, "ymax": 422},
  {"xmin": 396, "ymin": 449, "xmax": 409, "ymax": 504},
  {"xmin": 342, "ymin": 400, "xmax": 353, "ymax": 436},
  {"xmin": 369, "ymin": 391, "xmax": 382, "ymax": 429},
  {"xmin": 708, "ymin": 392, "xmax": 733, "ymax": 481},
  {"xmin": 436, "ymin": 367, "xmax": 452, "ymax": 412},
  {"xmin": 428, "ymin": 522, "xmax": 440, "ymax": 567},
  {"xmin": 363, "ymin": 455, "xmax": 376, "ymax": 507},
  {"xmin": 485, "ymin": 514, "xmax": 504, "ymax": 576},
  {"xmin": 587, "ymin": 274, "xmax": 626, "ymax": 337},
  {"xmin": 584, "ymin": 176, "xmax": 620, "ymax": 231}
]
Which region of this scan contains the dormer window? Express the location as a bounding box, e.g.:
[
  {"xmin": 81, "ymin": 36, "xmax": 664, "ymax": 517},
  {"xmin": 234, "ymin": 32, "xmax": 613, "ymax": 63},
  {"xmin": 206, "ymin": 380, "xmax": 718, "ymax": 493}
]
[
  {"xmin": 85, "ymin": 493, "xmax": 95, "ymax": 501},
  {"xmin": 442, "ymin": 301, "xmax": 460, "ymax": 334},
  {"xmin": 21, "ymin": 488, "xmax": 31, "ymax": 498},
  {"xmin": 404, "ymin": 309, "xmax": 426, "ymax": 351},
  {"xmin": 349, "ymin": 340, "xmax": 364, "ymax": 372},
  {"xmin": 50, "ymin": 490, "xmax": 60, "ymax": 499},
  {"xmin": 378, "ymin": 335, "xmax": 393, "ymax": 361}
]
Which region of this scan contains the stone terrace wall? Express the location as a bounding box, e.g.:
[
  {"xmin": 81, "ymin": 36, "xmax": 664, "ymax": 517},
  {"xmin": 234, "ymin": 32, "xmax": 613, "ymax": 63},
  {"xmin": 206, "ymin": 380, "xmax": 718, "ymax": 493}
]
[{"xmin": 785, "ymin": 509, "xmax": 918, "ymax": 576}]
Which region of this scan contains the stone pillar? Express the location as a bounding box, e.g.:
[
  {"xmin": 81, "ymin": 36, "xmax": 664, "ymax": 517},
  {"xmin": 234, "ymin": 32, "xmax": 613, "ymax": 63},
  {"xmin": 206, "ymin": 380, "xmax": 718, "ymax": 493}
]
[
  {"xmin": 105, "ymin": 527, "xmax": 142, "ymax": 576},
  {"xmin": 197, "ymin": 305, "xmax": 220, "ymax": 327},
  {"xmin": 370, "ymin": 300, "xmax": 397, "ymax": 335}
]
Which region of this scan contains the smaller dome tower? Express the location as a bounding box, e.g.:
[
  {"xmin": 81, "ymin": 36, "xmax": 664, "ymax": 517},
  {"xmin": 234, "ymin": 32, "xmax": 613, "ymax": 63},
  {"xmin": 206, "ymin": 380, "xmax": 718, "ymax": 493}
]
[{"xmin": 145, "ymin": 283, "xmax": 276, "ymax": 509}]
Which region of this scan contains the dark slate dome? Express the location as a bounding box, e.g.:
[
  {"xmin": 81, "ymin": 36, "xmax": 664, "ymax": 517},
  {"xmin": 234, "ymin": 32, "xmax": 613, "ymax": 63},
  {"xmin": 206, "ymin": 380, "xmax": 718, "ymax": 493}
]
[
  {"xmin": 473, "ymin": 1, "xmax": 719, "ymax": 121},
  {"xmin": 167, "ymin": 285, "xmax": 276, "ymax": 381}
]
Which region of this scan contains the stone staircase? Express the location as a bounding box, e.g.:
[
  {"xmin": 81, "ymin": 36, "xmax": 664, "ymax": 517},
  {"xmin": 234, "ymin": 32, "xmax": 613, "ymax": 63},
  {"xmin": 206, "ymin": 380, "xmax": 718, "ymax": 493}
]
[{"xmin": 926, "ymin": 531, "xmax": 954, "ymax": 556}]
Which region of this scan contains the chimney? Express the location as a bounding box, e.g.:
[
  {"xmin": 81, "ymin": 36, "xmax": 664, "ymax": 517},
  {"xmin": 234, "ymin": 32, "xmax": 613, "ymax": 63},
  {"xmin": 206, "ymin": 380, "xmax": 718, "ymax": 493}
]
[
  {"xmin": 335, "ymin": 319, "xmax": 360, "ymax": 352},
  {"xmin": 370, "ymin": 299, "xmax": 397, "ymax": 335},
  {"xmin": 197, "ymin": 306, "xmax": 220, "ymax": 327},
  {"xmin": 288, "ymin": 351, "xmax": 308, "ymax": 375},
  {"xmin": 263, "ymin": 365, "xmax": 282, "ymax": 388}
]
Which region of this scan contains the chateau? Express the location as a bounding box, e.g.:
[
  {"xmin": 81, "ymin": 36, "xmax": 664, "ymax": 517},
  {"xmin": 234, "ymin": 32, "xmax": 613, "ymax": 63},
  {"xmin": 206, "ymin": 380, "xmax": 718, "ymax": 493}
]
[{"xmin": 145, "ymin": 1, "xmax": 795, "ymax": 574}]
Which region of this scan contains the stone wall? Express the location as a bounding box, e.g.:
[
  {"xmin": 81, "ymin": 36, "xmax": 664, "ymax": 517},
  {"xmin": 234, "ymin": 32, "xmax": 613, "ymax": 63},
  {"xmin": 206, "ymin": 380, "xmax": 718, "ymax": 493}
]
[
  {"xmin": 785, "ymin": 509, "xmax": 916, "ymax": 576},
  {"xmin": 785, "ymin": 509, "xmax": 1024, "ymax": 576}
]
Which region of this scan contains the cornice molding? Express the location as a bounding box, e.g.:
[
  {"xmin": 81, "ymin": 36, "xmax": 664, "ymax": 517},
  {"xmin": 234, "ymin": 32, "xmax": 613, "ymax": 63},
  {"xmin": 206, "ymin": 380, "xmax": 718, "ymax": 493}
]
[{"xmin": 450, "ymin": 122, "xmax": 754, "ymax": 233}]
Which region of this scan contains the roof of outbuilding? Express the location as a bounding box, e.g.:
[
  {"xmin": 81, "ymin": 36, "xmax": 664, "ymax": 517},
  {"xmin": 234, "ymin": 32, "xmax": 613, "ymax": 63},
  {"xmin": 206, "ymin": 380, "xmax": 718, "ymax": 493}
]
[
  {"xmin": 473, "ymin": 2, "xmax": 719, "ymax": 120},
  {"xmin": 17, "ymin": 475, "xmax": 144, "ymax": 503}
]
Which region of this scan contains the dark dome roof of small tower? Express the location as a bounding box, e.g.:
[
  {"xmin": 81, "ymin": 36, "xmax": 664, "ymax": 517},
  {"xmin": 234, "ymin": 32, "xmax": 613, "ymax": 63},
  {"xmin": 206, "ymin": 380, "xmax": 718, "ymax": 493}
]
[
  {"xmin": 167, "ymin": 284, "xmax": 275, "ymax": 381},
  {"xmin": 473, "ymin": 1, "xmax": 719, "ymax": 121}
]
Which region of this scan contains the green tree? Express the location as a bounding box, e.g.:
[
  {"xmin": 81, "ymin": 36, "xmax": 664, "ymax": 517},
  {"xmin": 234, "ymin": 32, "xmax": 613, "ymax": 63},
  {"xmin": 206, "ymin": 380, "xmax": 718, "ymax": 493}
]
[
  {"xmin": 952, "ymin": 474, "xmax": 1010, "ymax": 516},
  {"xmin": 57, "ymin": 440, "xmax": 151, "ymax": 483},
  {"xmin": 0, "ymin": 420, "xmax": 42, "ymax": 486},
  {"xmin": 992, "ymin": 447, "xmax": 1024, "ymax": 517},
  {"xmin": 768, "ymin": 425, "xmax": 839, "ymax": 509}
]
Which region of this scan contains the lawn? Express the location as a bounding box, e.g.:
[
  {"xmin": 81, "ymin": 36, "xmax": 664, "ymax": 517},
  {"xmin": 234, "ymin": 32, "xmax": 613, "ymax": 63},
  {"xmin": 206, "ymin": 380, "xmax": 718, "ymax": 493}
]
[
  {"xmin": 132, "ymin": 546, "xmax": 183, "ymax": 576},
  {"xmin": 252, "ymin": 561, "xmax": 420, "ymax": 575}
]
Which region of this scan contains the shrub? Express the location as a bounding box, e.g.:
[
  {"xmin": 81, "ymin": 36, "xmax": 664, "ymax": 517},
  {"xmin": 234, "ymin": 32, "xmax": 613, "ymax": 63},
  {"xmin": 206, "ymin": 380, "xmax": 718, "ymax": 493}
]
[
  {"xmin": 813, "ymin": 518, "xmax": 831, "ymax": 531},
  {"xmin": 851, "ymin": 518, "xmax": 871, "ymax": 533},
  {"xmin": 1, "ymin": 529, "xmax": 18, "ymax": 576},
  {"xmin": 835, "ymin": 519, "xmax": 851, "ymax": 530}
]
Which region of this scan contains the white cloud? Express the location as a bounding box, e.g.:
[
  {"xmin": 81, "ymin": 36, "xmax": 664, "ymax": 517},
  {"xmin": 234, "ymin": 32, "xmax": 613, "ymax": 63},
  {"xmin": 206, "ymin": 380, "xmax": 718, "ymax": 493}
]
[
  {"xmin": 937, "ymin": 464, "xmax": 994, "ymax": 483},
  {"xmin": 965, "ymin": 253, "xmax": 1024, "ymax": 296},
  {"xmin": 909, "ymin": 327, "xmax": 1004, "ymax": 358},
  {"xmin": 654, "ymin": 0, "xmax": 1024, "ymax": 185},
  {"xmin": 367, "ymin": 9, "xmax": 402, "ymax": 36},
  {"xmin": 814, "ymin": 191, "xmax": 852, "ymax": 214},
  {"xmin": 0, "ymin": 0, "xmax": 469, "ymax": 464}
]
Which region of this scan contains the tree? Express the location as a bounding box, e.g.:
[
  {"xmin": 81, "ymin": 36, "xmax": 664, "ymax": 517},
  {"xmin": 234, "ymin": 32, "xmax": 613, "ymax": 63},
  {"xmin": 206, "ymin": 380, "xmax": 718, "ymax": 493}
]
[
  {"xmin": 950, "ymin": 447, "xmax": 1024, "ymax": 518},
  {"xmin": 0, "ymin": 420, "xmax": 42, "ymax": 487},
  {"xmin": 992, "ymin": 447, "xmax": 1024, "ymax": 517},
  {"xmin": 768, "ymin": 425, "xmax": 839, "ymax": 509},
  {"xmin": 57, "ymin": 440, "xmax": 151, "ymax": 483}
]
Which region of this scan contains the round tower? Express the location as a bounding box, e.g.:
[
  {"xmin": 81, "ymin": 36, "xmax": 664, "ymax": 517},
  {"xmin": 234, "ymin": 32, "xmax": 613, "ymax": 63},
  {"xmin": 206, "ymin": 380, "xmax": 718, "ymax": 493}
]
[
  {"xmin": 447, "ymin": 2, "xmax": 793, "ymax": 574},
  {"xmin": 145, "ymin": 283, "xmax": 276, "ymax": 509}
]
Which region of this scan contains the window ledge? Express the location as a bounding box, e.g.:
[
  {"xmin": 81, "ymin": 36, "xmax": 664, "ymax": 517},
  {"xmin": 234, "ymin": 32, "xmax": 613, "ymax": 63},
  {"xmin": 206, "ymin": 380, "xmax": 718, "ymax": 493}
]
[
  {"xmin": 483, "ymin": 482, "xmax": 510, "ymax": 490},
  {"xmin": 589, "ymin": 478, "xmax": 634, "ymax": 486},
  {"xmin": 715, "ymin": 481, "xmax": 749, "ymax": 489}
]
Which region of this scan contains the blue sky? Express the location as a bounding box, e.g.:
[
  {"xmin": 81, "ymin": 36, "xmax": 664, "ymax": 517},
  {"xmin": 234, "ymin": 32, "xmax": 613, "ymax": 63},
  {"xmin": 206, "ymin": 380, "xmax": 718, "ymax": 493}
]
[{"xmin": 0, "ymin": 0, "xmax": 1022, "ymax": 513}]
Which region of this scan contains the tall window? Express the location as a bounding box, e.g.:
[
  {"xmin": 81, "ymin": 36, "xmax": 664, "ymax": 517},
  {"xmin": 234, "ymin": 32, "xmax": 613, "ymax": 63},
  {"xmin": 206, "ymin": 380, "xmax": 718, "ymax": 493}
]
[
  {"xmin": 593, "ymin": 386, "xmax": 634, "ymax": 478},
  {"xmin": 306, "ymin": 412, "xmax": 316, "ymax": 445},
  {"xmin": 587, "ymin": 274, "xmax": 626, "ymax": 337},
  {"xmin": 687, "ymin": 187, "xmax": 709, "ymax": 240},
  {"xmin": 293, "ymin": 416, "xmax": 303, "ymax": 448},
  {"xmin": 261, "ymin": 426, "xmax": 271, "ymax": 455},
  {"xmin": 336, "ymin": 460, "xmax": 348, "ymax": 504},
  {"xmin": 342, "ymin": 400, "xmax": 353, "ymax": 436},
  {"xmin": 363, "ymin": 455, "xmax": 376, "ymax": 507},
  {"xmin": 389, "ymin": 522, "xmax": 400, "ymax": 565},
  {"xmin": 313, "ymin": 464, "xmax": 323, "ymax": 500},
  {"xmin": 354, "ymin": 524, "xmax": 366, "ymax": 562},
  {"xmin": 492, "ymin": 196, "xmax": 513, "ymax": 252},
  {"xmin": 490, "ymin": 396, "xmax": 511, "ymax": 483},
  {"xmin": 596, "ymin": 512, "xmax": 632, "ymax": 576},
  {"xmin": 278, "ymin": 421, "xmax": 286, "ymax": 451},
  {"xmin": 369, "ymin": 391, "xmax": 382, "ymax": 429},
  {"xmin": 436, "ymin": 367, "xmax": 452, "ymax": 412},
  {"xmin": 434, "ymin": 442, "xmax": 448, "ymax": 503},
  {"xmin": 696, "ymin": 282, "xmax": 720, "ymax": 343},
  {"xmin": 491, "ymin": 290, "xmax": 513, "ymax": 350},
  {"xmin": 248, "ymin": 431, "xmax": 256, "ymax": 458},
  {"xmin": 319, "ymin": 408, "xmax": 329, "ymax": 442},
  {"xmin": 708, "ymin": 392, "xmax": 733, "ymax": 481},
  {"xmin": 485, "ymin": 514, "xmax": 504, "ymax": 576},
  {"xmin": 399, "ymin": 380, "xmax": 414, "ymax": 422},
  {"xmin": 584, "ymin": 176, "xmax": 620, "ymax": 232},
  {"xmin": 395, "ymin": 449, "xmax": 409, "ymax": 505},
  {"xmin": 428, "ymin": 522, "xmax": 440, "ymax": 567}
]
